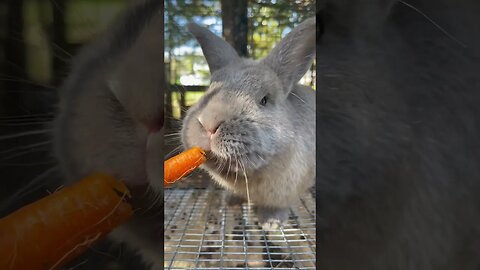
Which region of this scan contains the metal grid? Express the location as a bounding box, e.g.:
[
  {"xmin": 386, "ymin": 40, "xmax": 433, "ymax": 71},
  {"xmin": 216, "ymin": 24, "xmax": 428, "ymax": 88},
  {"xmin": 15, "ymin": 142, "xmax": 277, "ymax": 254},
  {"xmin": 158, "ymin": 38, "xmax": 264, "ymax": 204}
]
[{"xmin": 164, "ymin": 187, "xmax": 316, "ymax": 269}]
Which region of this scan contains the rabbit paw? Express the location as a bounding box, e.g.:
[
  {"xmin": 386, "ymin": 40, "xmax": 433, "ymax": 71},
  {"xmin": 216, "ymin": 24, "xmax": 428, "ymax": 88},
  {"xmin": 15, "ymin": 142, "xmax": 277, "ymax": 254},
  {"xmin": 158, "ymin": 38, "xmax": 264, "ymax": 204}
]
[
  {"xmin": 256, "ymin": 206, "xmax": 289, "ymax": 230},
  {"xmin": 226, "ymin": 193, "xmax": 246, "ymax": 208}
]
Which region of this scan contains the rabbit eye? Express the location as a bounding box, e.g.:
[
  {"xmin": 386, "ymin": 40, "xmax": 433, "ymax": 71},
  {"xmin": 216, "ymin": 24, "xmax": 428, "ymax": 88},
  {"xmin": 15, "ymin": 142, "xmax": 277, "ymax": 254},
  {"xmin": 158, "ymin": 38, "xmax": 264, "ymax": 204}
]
[{"xmin": 260, "ymin": 96, "xmax": 267, "ymax": 106}]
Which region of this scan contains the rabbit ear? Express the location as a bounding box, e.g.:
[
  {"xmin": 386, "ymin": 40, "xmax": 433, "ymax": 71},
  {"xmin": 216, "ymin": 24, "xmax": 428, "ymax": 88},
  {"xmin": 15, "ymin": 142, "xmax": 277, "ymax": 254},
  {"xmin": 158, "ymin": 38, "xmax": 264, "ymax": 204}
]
[
  {"xmin": 188, "ymin": 23, "xmax": 240, "ymax": 74},
  {"xmin": 262, "ymin": 17, "xmax": 316, "ymax": 93}
]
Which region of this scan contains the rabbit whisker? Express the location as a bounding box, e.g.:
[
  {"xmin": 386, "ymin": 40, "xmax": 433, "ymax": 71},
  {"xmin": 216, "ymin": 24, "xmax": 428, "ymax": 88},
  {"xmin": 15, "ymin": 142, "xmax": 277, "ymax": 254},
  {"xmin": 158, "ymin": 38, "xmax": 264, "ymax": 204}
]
[
  {"xmin": 240, "ymin": 159, "xmax": 251, "ymax": 214},
  {"xmin": 227, "ymin": 152, "xmax": 232, "ymax": 177},
  {"xmin": 165, "ymin": 145, "xmax": 183, "ymax": 159},
  {"xmin": 1, "ymin": 166, "xmax": 58, "ymax": 211},
  {"xmin": 1, "ymin": 147, "xmax": 49, "ymax": 161},
  {"xmin": 0, "ymin": 128, "xmax": 51, "ymax": 141},
  {"xmin": 0, "ymin": 140, "xmax": 52, "ymax": 156},
  {"xmin": 234, "ymin": 149, "xmax": 239, "ymax": 187}
]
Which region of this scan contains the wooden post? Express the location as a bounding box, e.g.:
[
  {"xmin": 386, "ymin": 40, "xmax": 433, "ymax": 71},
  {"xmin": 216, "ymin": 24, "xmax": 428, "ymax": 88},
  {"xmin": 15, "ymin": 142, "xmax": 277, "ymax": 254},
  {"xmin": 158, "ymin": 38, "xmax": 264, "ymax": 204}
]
[
  {"xmin": 3, "ymin": 0, "xmax": 26, "ymax": 115},
  {"xmin": 51, "ymin": 0, "xmax": 68, "ymax": 86},
  {"xmin": 220, "ymin": 0, "xmax": 248, "ymax": 57},
  {"xmin": 180, "ymin": 86, "xmax": 186, "ymax": 119}
]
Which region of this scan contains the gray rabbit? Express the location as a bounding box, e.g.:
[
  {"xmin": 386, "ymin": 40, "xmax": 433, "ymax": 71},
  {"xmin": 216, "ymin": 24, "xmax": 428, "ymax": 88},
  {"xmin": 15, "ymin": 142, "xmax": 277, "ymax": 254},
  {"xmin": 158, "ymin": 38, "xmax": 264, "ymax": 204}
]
[
  {"xmin": 318, "ymin": 0, "xmax": 480, "ymax": 269},
  {"xmin": 181, "ymin": 18, "xmax": 316, "ymax": 229}
]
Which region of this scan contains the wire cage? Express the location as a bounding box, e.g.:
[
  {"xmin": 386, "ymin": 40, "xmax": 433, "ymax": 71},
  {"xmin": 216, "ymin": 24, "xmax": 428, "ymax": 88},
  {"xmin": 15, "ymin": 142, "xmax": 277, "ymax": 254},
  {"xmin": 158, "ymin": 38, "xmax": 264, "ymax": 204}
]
[{"xmin": 164, "ymin": 172, "xmax": 316, "ymax": 269}]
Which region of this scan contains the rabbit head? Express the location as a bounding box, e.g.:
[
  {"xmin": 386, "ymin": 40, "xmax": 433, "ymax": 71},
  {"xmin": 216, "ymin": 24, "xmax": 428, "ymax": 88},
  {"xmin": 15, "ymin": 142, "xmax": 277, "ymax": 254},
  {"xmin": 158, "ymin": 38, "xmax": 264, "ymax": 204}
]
[{"xmin": 182, "ymin": 18, "xmax": 315, "ymax": 176}]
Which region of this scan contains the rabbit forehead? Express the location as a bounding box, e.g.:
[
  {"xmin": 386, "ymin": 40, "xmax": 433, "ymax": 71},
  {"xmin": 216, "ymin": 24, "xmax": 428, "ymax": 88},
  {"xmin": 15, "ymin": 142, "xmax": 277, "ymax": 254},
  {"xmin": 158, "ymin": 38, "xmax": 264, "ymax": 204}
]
[{"xmin": 211, "ymin": 63, "xmax": 282, "ymax": 95}]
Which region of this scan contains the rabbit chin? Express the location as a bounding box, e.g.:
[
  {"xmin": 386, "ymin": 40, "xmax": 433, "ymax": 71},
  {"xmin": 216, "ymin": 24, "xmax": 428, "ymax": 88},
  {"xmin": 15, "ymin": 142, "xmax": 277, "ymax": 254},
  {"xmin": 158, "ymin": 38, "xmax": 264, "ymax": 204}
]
[
  {"xmin": 203, "ymin": 155, "xmax": 242, "ymax": 175},
  {"xmin": 204, "ymin": 149, "xmax": 268, "ymax": 176}
]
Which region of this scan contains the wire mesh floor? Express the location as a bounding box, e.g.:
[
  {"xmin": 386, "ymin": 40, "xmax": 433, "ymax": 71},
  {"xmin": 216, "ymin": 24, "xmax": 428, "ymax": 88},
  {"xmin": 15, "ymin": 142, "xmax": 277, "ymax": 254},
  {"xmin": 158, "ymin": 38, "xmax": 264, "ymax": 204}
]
[{"xmin": 164, "ymin": 187, "xmax": 316, "ymax": 269}]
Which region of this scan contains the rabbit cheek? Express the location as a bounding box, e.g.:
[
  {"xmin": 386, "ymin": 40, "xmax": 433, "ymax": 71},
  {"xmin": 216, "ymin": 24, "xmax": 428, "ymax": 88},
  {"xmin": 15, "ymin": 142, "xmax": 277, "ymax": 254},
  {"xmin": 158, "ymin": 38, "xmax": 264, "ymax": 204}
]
[
  {"xmin": 197, "ymin": 135, "xmax": 212, "ymax": 151},
  {"xmin": 187, "ymin": 121, "xmax": 211, "ymax": 151}
]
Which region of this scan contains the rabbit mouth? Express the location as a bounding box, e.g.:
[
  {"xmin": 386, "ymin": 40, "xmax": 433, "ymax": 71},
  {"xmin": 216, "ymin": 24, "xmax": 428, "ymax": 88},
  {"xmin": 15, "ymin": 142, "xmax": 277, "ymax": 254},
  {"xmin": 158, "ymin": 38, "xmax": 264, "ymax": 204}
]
[
  {"xmin": 205, "ymin": 150, "xmax": 244, "ymax": 173},
  {"xmin": 205, "ymin": 149, "xmax": 266, "ymax": 175}
]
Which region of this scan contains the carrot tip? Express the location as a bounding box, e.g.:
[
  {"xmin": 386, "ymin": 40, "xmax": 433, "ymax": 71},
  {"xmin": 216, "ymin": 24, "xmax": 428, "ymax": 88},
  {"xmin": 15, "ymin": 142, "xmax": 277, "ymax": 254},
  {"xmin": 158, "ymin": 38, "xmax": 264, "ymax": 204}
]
[{"xmin": 164, "ymin": 146, "xmax": 207, "ymax": 186}]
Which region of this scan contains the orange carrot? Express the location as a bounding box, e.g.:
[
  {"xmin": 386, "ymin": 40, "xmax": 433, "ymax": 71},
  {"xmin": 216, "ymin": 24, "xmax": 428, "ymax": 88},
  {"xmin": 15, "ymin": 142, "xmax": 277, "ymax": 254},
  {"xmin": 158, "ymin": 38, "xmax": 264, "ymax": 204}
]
[
  {"xmin": 0, "ymin": 172, "xmax": 133, "ymax": 270},
  {"xmin": 164, "ymin": 146, "xmax": 206, "ymax": 186}
]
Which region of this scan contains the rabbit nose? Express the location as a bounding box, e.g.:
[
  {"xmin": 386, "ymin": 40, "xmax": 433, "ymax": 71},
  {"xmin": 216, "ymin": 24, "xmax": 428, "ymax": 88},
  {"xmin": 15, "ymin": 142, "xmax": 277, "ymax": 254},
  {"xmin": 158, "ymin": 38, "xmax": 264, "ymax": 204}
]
[
  {"xmin": 207, "ymin": 124, "xmax": 221, "ymax": 136},
  {"xmin": 197, "ymin": 116, "xmax": 223, "ymax": 137}
]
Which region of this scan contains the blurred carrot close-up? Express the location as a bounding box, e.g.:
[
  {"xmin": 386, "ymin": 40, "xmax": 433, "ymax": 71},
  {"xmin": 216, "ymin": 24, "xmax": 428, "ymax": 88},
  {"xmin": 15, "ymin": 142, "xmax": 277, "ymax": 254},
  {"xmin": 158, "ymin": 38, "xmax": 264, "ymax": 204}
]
[{"xmin": 0, "ymin": 172, "xmax": 133, "ymax": 270}]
